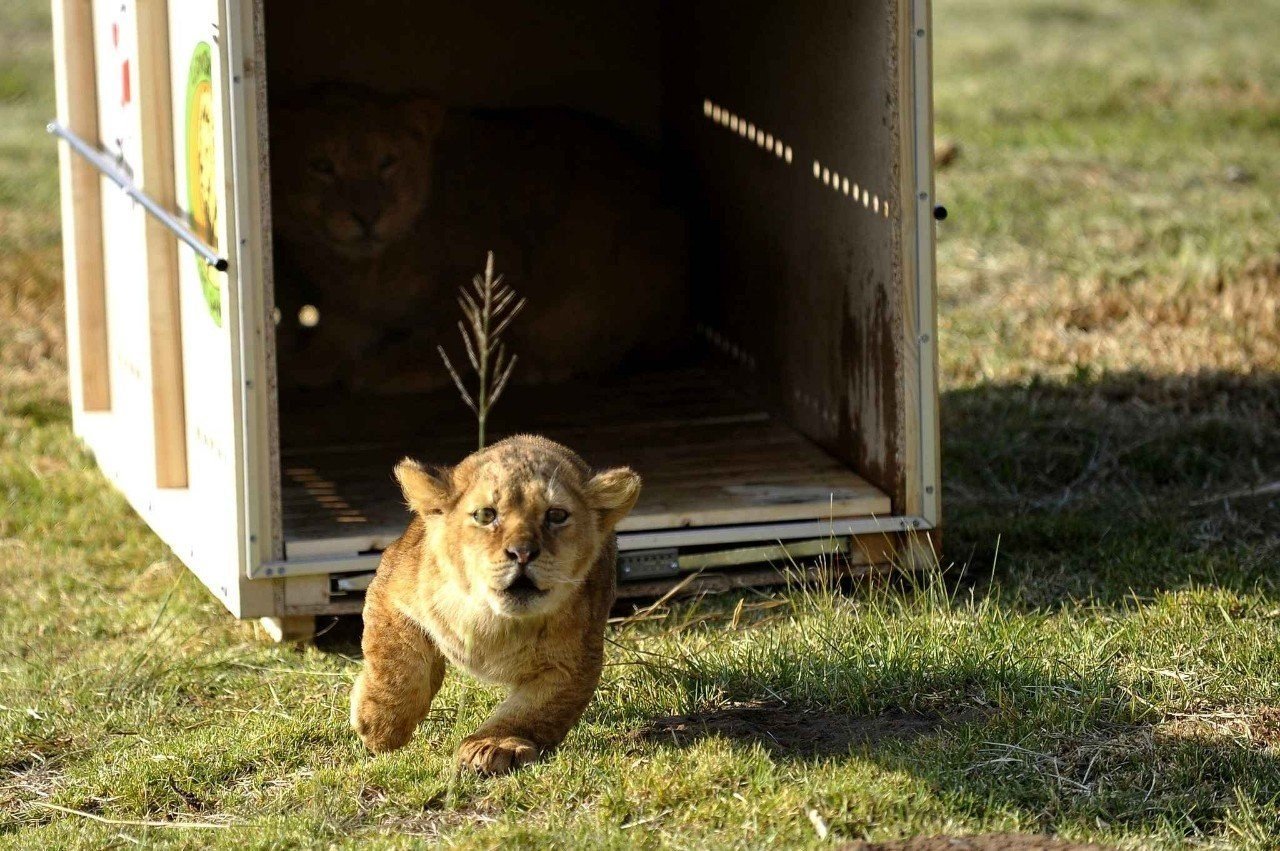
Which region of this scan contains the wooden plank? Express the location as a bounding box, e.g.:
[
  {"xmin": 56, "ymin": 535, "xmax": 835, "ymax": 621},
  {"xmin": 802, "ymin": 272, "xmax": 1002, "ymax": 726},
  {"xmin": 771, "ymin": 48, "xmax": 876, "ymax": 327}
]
[
  {"xmin": 913, "ymin": 0, "xmax": 942, "ymax": 524},
  {"xmin": 896, "ymin": 0, "xmax": 918, "ymax": 517},
  {"xmin": 675, "ymin": 536, "xmax": 849, "ymax": 571},
  {"xmin": 136, "ymin": 0, "xmax": 187, "ymax": 488},
  {"xmin": 274, "ymin": 534, "xmax": 901, "ymax": 618},
  {"xmin": 279, "ymin": 484, "xmax": 889, "ymax": 532},
  {"xmin": 618, "ymin": 490, "xmax": 890, "ymax": 532},
  {"xmin": 280, "ymin": 428, "xmax": 855, "ymax": 483},
  {"xmin": 259, "ymin": 615, "xmax": 315, "ymax": 642},
  {"xmin": 247, "ymin": 0, "xmax": 286, "ymax": 563},
  {"xmin": 52, "ymin": 0, "xmax": 110, "ymax": 412},
  {"xmin": 895, "ymin": 0, "xmax": 938, "ymax": 519}
]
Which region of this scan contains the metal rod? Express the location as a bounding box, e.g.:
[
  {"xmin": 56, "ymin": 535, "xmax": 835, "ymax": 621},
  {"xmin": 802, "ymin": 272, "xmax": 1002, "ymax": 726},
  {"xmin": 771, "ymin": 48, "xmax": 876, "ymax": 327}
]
[{"xmin": 47, "ymin": 121, "xmax": 229, "ymax": 272}]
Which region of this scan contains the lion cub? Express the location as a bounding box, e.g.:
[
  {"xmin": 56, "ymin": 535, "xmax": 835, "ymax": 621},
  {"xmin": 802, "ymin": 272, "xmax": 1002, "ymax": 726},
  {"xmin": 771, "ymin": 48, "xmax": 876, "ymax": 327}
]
[
  {"xmin": 350, "ymin": 435, "xmax": 640, "ymax": 773},
  {"xmin": 270, "ymin": 84, "xmax": 688, "ymax": 395}
]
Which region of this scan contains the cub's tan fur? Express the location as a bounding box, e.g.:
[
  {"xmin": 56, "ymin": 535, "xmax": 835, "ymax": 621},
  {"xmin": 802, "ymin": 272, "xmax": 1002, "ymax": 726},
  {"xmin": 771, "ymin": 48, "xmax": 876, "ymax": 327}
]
[
  {"xmin": 350, "ymin": 435, "xmax": 640, "ymax": 773},
  {"xmin": 271, "ymin": 85, "xmax": 688, "ymax": 395}
]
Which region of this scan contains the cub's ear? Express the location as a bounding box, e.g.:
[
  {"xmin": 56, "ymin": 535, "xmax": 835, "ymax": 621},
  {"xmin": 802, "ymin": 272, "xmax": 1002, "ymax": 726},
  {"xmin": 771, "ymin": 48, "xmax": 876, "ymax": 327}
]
[
  {"xmin": 584, "ymin": 467, "xmax": 642, "ymax": 530},
  {"xmin": 402, "ymin": 95, "xmax": 446, "ymax": 143},
  {"xmin": 395, "ymin": 458, "xmax": 452, "ymax": 515}
]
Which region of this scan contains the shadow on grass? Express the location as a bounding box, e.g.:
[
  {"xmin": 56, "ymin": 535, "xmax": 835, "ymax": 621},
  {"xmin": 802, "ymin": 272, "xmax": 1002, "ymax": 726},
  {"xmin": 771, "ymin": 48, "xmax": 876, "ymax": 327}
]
[
  {"xmin": 639, "ymin": 700, "xmax": 989, "ymax": 759},
  {"xmin": 940, "ymin": 369, "xmax": 1280, "ymax": 607},
  {"xmin": 632, "ymin": 671, "xmax": 1280, "ymax": 842}
]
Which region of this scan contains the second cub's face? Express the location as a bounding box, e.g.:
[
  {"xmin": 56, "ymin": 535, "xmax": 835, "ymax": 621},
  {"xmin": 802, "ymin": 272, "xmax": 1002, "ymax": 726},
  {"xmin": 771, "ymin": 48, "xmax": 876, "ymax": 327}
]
[
  {"xmin": 397, "ymin": 439, "xmax": 640, "ymax": 619},
  {"xmin": 271, "ymin": 91, "xmax": 444, "ymax": 259}
]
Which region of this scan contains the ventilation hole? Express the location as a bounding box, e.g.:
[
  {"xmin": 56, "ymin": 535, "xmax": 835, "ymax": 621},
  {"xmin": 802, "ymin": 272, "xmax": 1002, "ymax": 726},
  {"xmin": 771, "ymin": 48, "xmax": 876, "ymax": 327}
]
[
  {"xmin": 703, "ymin": 99, "xmax": 713, "ymax": 117},
  {"xmin": 873, "ymin": 196, "xmax": 880, "ymax": 213},
  {"xmin": 747, "ymin": 123, "xmax": 756, "ymax": 140},
  {"xmin": 862, "ymin": 190, "xmax": 870, "ymax": 207},
  {"xmin": 883, "ymin": 200, "xmax": 891, "ymax": 217},
  {"xmin": 822, "ymin": 168, "xmax": 831, "ymax": 186},
  {"xmin": 729, "ymin": 115, "xmax": 739, "ymax": 131},
  {"xmin": 842, "ymin": 177, "xmax": 850, "ymax": 195},
  {"xmin": 298, "ymin": 304, "xmax": 320, "ymax": 327},
  {"xmin": 784, "ymin": 146, "xmax": 793, "ymax": 163},
  {"xmin": 765, "ymin": 133, "xmax": 774, "ymax": 148}
]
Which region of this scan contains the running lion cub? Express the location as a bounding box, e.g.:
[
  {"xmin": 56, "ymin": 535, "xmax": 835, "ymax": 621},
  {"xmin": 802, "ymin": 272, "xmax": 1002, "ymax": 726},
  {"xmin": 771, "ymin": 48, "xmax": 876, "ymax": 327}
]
[{"xmin": 350, "ymin": 435, "xmax": 640, "ymax": 773}]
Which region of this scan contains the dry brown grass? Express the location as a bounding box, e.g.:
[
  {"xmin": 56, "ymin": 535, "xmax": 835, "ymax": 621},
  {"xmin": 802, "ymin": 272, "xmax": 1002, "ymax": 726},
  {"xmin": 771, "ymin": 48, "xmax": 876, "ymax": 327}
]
[{"xmin": 0, "ymin": 246, "xmax": 64, "ymax": 403}]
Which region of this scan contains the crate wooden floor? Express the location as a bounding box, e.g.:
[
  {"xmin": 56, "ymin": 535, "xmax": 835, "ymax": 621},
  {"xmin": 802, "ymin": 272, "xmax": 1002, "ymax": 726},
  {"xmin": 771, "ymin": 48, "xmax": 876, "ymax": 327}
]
[{"xmin": 279, "ymin": 368, "xmax": 891, "ymax": 550}]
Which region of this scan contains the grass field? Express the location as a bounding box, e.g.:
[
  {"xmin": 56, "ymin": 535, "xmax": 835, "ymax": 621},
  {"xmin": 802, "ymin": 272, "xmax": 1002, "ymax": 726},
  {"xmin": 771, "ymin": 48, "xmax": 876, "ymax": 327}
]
[{"xmin": 2, "ymin": 0, "xmax": 1279, "ymax": 848}]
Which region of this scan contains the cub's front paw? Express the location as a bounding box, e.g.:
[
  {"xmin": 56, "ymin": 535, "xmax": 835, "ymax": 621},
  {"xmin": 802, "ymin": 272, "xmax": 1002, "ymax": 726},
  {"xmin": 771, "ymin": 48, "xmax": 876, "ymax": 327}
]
[
  {"xmin": 456, "ymin": 734, "xmax": 540, "ymax": 774},
  {"xmin": 350, "ymin": 674, "xmax": 416, "ymax": 754},
  {"xmin": 353, "ymin": 713, "xmax": 416, "ymax": 755}
]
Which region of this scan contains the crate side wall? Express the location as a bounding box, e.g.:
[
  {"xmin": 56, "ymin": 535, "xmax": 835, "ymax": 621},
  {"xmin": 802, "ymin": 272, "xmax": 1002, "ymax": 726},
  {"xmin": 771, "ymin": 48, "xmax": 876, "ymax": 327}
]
[{"xmin": 670, "ymin": 0, "xmax": 909, "ymax": 510}]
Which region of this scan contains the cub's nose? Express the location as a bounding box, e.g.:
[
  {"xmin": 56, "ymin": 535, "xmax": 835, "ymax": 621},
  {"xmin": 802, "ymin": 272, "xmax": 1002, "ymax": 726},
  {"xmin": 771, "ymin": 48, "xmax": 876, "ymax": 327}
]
[{"xmin": 505, "ymin": 542, "xmax": 541, "ymax": 567}]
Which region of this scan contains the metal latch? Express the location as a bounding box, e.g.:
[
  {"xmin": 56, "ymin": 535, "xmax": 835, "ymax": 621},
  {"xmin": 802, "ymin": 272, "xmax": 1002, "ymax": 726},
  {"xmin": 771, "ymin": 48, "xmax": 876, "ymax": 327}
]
[{"xmin": 618, "ymin": 548, "xmax": 680, "ymax": 581}]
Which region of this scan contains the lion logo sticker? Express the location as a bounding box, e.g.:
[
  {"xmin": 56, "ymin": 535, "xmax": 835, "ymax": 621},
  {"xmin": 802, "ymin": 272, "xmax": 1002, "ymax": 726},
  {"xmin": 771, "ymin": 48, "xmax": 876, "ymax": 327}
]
[{"xmin": 185, "ymin": 41, "xmax": 222, "ymax": 326}]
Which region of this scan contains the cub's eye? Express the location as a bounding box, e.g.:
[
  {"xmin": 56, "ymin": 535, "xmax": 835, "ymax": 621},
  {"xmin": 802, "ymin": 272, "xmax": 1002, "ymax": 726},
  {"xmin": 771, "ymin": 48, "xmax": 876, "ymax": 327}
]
[
  {"xmin": 545, "ymin": 508, "xmax": 570, "ymax": 526},
  {"xmin": 378, "ymin": 154, "xmax": 399, "ymax": 174},
  {"xmin": 309, "ymin": 158, "xmax": 336, "ymax": 179},
  {"xmin": 471, "ymin": 507, "xmax": 497, "ymax": 526}
]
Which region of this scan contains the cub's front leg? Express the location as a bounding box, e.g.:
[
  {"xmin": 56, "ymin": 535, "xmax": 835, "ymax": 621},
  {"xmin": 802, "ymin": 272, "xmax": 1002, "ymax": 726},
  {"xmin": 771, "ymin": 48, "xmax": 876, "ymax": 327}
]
[
  {"xmin": 351, "ymin": 593, "xmax": 446, "ymax": 754},
  {"xmin": 456, "ymin": 651, "xmax": 604, "ymax": 775}
]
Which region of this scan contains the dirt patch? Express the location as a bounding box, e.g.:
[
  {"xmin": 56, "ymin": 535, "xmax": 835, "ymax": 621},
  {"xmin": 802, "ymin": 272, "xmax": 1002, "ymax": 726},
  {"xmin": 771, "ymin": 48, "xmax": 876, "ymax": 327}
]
[
  {"xmin": 0, "ymin": 751, "xmax": 65, "ymax": 831},
  {"xmin": 1248, "ymin": 708, "xmax": 1280, "ymax": 747},
  {"xmin": 838, "ymin": 834, "xmax": 1110, "ymax": 851},
  {"xmin": 638, "ymin": 701, "xmax": 985, "ymax": 758},
  {"xmin": 1158, "ymin": 706, "xmax": 1280, "ymax": 750}
]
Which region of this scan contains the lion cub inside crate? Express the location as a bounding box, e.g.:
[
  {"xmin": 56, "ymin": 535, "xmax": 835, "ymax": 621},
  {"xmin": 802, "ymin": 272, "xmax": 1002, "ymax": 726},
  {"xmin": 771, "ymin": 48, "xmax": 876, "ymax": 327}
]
[
  {"xmin": 350, "ymin": 435, "xmax": 639, "ymax": 773},
  {"xmin": 270, "ymin": 84, "xmax": 688, "ymax": 395}
]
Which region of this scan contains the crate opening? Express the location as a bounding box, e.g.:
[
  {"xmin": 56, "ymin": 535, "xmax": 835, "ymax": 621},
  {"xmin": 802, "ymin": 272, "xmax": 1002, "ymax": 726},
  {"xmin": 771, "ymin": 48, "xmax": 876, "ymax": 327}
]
[{"xmin": 265, "ymin": 0, "xmax": 906, "ymax": 555}]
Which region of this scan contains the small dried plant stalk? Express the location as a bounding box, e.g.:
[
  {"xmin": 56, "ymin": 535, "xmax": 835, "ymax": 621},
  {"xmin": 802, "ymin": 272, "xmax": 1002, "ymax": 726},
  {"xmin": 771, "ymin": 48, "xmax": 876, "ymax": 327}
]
[{"xmin": 437, "ymin": 251, "xmax": 526, "ymax": 449}]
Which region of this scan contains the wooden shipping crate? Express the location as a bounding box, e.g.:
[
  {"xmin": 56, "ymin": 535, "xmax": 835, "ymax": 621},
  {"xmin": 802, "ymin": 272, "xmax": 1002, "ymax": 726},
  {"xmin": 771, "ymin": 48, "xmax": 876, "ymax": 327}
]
[{"xmin": 51, "ymin": 0, "xmax": 940, "ymax": 636}]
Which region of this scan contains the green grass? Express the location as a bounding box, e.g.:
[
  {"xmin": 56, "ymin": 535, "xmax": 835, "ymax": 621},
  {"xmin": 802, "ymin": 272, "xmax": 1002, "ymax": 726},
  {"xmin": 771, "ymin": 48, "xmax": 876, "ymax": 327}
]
[{"xmin": 2, "ymin": 0, "xmax": 1279, "ymax": 847}]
